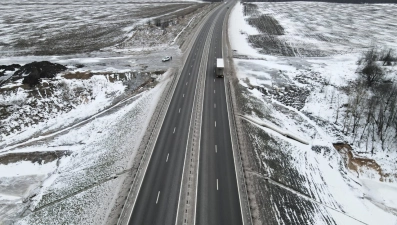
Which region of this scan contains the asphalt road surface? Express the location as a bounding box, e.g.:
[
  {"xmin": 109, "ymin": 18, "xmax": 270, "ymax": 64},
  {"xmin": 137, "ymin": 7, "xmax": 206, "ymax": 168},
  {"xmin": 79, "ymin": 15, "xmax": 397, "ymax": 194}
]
[
  {"xmin": 195, "ymin": 1, "xmax": 243, "ymax": 225},
  {"xmin": 128, "ymin": 1, "xmax": 242, "ymax": 224}
]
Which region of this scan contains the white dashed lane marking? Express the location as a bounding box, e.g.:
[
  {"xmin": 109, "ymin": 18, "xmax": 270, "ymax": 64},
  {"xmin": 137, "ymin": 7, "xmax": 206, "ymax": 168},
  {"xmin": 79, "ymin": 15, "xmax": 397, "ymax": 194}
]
[{"xmin": 156, "ymin": 191, "xmax": 160, "ymax": 204}]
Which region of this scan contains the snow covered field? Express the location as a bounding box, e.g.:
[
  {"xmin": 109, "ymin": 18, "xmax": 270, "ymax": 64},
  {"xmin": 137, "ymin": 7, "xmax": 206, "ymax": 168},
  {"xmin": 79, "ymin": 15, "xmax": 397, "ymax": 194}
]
[
  {"xmin": 0, "ymin": 73, "xmax": 168, "ymax": 224},
  {"xmin": 0, "ymin": 0, "xmax": 205, "ymax": 56},
  {"xmin": 229, "ymin": 2, "xmax": 397, "ymax": 225},
  {"xmin": 0, "ymin": 0, "xmax": 215, "ymax": 223}
]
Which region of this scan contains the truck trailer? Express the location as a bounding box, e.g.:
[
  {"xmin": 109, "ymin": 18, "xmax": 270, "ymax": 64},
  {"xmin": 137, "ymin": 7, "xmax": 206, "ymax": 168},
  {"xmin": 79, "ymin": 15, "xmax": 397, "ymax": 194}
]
[{"xmin": 216, "ymin": 58, "xmax": 224, "ymax": 78}]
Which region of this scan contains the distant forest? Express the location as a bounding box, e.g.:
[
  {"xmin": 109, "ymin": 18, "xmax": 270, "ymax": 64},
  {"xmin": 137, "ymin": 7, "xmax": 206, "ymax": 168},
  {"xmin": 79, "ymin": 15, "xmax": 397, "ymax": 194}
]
[{"xmin": 240, "ymin": 0, "xmax": 397, "ymax": 3}]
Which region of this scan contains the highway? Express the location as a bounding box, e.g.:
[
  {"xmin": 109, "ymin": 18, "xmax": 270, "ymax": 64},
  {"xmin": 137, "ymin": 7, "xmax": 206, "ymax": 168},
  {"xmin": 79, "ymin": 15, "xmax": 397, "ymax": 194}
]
[
  {"xmin": 195, "ymin": 1, "xmax": 243, "ymax": 225},
  {"xmin": 127, "ymin": 1, "xmax": 243, "ymax": 224}
]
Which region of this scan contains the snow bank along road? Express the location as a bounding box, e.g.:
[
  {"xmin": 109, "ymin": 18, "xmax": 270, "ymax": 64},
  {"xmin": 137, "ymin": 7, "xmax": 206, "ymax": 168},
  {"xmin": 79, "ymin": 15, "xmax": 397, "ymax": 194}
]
[{"xmin": 118, "ymin": 0, "xmax": 244, "ymax": 225}]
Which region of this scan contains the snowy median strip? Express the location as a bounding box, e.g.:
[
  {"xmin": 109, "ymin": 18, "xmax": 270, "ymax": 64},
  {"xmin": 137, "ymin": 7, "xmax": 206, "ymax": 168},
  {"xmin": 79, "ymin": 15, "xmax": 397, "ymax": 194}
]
[{"xmin": 239, "ymin": 115, "xmax": 310, "ymax": 145}]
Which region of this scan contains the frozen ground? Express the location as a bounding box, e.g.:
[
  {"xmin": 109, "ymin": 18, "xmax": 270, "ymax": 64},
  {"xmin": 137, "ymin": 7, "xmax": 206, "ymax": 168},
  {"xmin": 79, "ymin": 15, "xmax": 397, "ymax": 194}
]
[
  {"xmin": 0, "ymin": 0, "xmax": 205, "ymax": 56},
  {"xmin": 0, "ymin": 67, "xmax": 172, "ymax": 224},
  {"xmin": 0, "ymin": 0, "xmax": 214, "ymax": 144},
  {"xmin": 0, "ymin": 0, "xmax": 216, "ymax": 224},
  {"xmin": 229, "ymin": 2, "xmax": 397, "ymax": 225},
  {"xmin": 243, "ymin": 2, "xmax": 397, "ymax": 57},
  {"xmin": 0, "ymin": 0, "xmax": 211, "ymax": 72}
]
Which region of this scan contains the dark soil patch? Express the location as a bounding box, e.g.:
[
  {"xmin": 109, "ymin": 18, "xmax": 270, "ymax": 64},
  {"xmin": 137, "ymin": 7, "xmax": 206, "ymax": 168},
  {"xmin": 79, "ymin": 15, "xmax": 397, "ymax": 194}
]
[
  {"xmin": 332, "ymin": 143, "xmax": 395, "ymax": 181},
  {"xmin": 242, "ymin": 3, "xmax": 259, "ymax": 16},
  {"xmin": 255, "ymin": 84, "xmax": 310, "ymax": 111},
  {"xmin": 249, "ymin": 34, "xmax": 296, "ymax": 56},
  {"xmin": 247, "ymin": 15, "xmax": 285, "ymax": 35},
  {"xmin": 0, "ymin": 150, "xmax": 72, "ymax": 165},
  {"xmin": 12, "ymin": 61, "xmax": 67, "ymax": 87},
  {"xmin": 63, "ymin": 72, "xmax": 93, "ymax": 80},
  {"xmin": 0, "ymin": 64, "xmax": 21, "ymax": 72}
]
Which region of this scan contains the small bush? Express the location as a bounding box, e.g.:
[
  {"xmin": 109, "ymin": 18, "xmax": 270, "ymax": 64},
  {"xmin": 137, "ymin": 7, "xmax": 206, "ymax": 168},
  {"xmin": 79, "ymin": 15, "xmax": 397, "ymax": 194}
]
[{"xmin": 361, "ymin": 62, "xmax": 384, "ymax": 87}]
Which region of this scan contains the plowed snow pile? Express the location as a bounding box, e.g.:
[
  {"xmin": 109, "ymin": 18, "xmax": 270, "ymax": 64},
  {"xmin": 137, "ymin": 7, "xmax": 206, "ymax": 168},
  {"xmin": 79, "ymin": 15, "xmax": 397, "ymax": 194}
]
[{"xmin": 229, "ymin": 2, "xmax": 397, "ymax": 225}]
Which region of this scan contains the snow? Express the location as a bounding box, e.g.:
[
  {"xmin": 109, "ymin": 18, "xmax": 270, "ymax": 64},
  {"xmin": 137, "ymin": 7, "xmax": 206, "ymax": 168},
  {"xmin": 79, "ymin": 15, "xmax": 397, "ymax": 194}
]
[
  {"xmin": 0, "ymin": 194, "xmax": 21, "ymax": 202},
  {"xmin": 0, "ymin": 161, "xmax": 57, "ymax": 178},
  {"xmin": 0, "ymin": 61, "xmax": 171, "ymax": 223},
  {"xmin": 172, "ymin": 15, "xmax": 198, "ymax": 44},
  {"xmin": 1, "ymin": 75, "xmax": 126, "ymax": 148},
  {"xmin": 228, "ymin": 2, "xmax": 271, "ymax": 59},
  {"xmin": 306, "ymin": 54, "xmax": 360, "ymax": 86},
  {"xmin": 229, "ymin": 2, "xmax": 397, "ymax": 225},
  {"xmin": 0, "ymin": 0, "xmax": 211, "ymax": 223},
  {"xmin": 11, "ymin": 72, "xmax": 168, "ymax": 224},
  {"xmin": 362, "ymin": 179, "xmax": 397, "ymax": 213}
]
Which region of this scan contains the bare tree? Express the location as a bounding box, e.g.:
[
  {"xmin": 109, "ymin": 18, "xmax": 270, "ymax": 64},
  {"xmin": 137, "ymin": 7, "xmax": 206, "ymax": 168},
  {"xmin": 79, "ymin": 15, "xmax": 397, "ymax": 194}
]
[
  {"xmin": 334, "ymin": 93, "xmax": 341, "ymax": 124},
  {"xmin": 361, "ymin": 62, "xmax": 384, "ymax": 87},
  {"xmin": 381, "ymin": 48, "xmax": 396, "ymax": 66}
]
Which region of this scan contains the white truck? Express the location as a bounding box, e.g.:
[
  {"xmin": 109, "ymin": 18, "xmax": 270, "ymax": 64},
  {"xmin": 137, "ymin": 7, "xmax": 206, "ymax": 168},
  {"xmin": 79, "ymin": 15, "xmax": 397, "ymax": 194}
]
[{"xmin": 216, "ymin": 58, "xmax": 224, "ymax": 78}]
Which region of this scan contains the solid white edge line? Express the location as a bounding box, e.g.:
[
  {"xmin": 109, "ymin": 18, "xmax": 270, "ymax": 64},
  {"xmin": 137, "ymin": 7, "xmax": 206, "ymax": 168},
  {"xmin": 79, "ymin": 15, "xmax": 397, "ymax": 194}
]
[
  {"xmin": 125, "ymin": 71, "xmax": 181, "ymax": 225},
  {"xmin": 175, "ymin": 21, "xmax": 211, "ymax": 225},
  {"xmin": 156, "ymin": 191, "xmax": 160, "ymax": 204},
  {"xmin": 193, "ymin": 11, "xmax": 221, "ymax": 225},
  {"xmin": 122, "ymin": 4, "xmax": 219, "ymax": 225},
  {"xmin": 222, "ymin": 2, "xmax": 246, "ymax": 224}
]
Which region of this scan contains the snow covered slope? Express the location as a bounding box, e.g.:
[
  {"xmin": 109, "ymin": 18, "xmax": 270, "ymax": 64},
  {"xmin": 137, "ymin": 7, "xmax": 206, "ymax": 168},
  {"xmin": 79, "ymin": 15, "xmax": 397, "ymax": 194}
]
[
  {"xmin": 0, "ymin": 1, "xmax": 216, "ymax": 223},
  {"xmin": 229, "ymin": 2, "xmax": 397, "ymax": 225}
]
